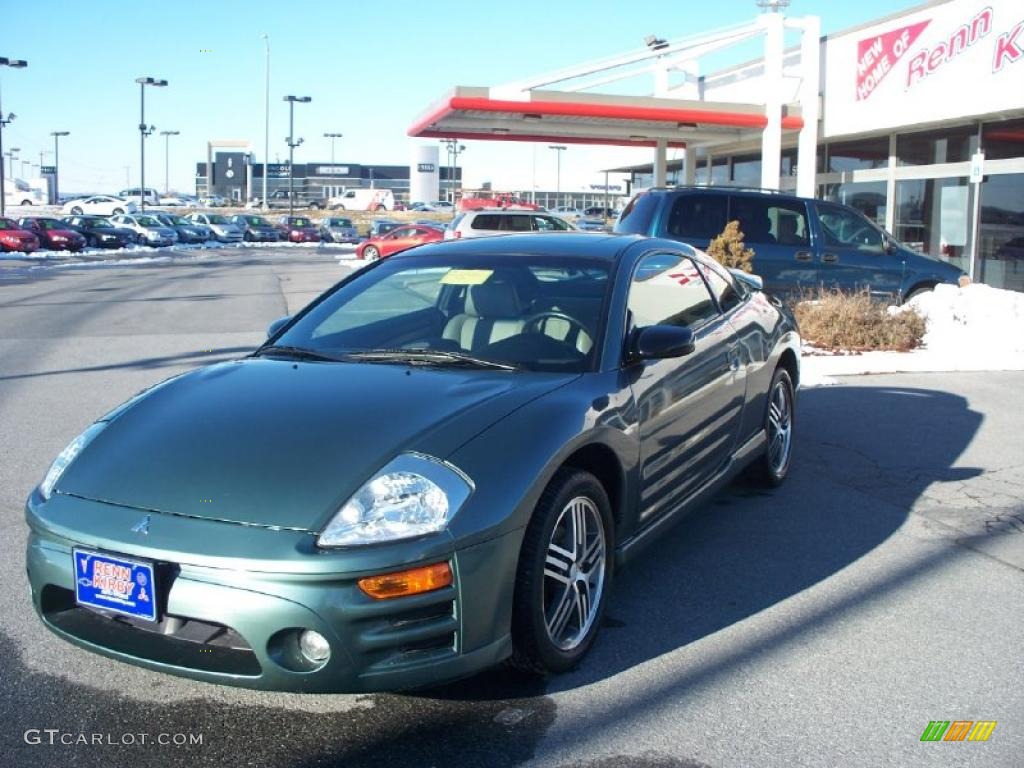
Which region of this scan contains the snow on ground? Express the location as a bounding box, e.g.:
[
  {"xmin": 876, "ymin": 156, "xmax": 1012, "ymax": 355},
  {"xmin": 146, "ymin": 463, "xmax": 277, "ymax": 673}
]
[{"xmin": 801, "ymin": 283, "xmax": 1024, "ymax": 386}]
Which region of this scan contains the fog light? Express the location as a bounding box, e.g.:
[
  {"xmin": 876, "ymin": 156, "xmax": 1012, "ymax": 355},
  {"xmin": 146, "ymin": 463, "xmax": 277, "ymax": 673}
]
[
  {"xmin": 358, "ymin": 562, "xmax": 453, "ymax": 600},
  {"xmin": 298, "ymin": 630, "xmax": 331, "ymax": 664}
]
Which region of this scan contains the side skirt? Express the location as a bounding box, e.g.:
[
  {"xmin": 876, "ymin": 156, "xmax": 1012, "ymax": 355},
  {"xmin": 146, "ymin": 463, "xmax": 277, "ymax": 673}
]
[{"xmin": 614, "ymin": 429, "xmax": 767, "ymax": 569}]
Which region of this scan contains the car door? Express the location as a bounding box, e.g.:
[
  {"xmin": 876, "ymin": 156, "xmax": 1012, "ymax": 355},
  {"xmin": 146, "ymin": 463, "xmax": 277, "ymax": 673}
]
[
  {"xmin": 811, "ymin": 201, "xmax": 905, "ymax": 298},
  {"xmin": 728, "ymin": 195, "xmax": 816, "ymax": 298},
  {"xmin": 626, "ymin": 250, "xmax": 745, "ymax": 526}
]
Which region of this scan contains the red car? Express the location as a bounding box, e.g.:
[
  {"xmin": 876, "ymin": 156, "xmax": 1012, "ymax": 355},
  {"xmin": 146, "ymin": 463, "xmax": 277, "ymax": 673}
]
[
  {"xmin": 17, "ymin": 217, "xmax": 87, "ymax": 252},
  {"xmin": 356, "ymin": 224, "xmax": 444, "ymax": 260},
  {"xmin": 274, "ymin": 215, "xmax": 320, "ymax": 243},
  {"xmin": 0, "ymin": 217, "xmax": 40, "ymax": 253}
]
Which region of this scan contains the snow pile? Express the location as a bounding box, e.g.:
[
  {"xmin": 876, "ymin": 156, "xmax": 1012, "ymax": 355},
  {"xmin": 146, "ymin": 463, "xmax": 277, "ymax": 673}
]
[{"xmin": 801, "ymin": 283, "xmax": 1024, "ymax": 385}]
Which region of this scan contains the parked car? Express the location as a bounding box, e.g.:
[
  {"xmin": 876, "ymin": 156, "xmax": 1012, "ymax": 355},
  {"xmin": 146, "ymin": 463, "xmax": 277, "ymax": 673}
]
[
  {"xmin": 582, "ymin": 206, "xmax": 619, "ymax": 219},
  {"xmin": 118, "ymin": 187, "xmax": 162, "ymax": 207},
  {"xmin": 61, "ymin": 196, "xmax": 138, "ymax": 216},
  {"xmin": 367, "ymin": 218, "xmax": 400, "ymax": 239},
  {"xmin": 265, "ymin": 190, "xmax": 324, "ymax": 210},
  {"xmin": 61, "ymin": 216, "xmax": 138, "ymax": 248},
  {"xmin": 230, "ymin": 214, "xmax": 280, "ymax": 242},
  {"xmin": 576, "ymin": 218, "xmax": 612, "ymax": 232},
  {"xmin": 186, "ymin": 213, "xmax": 243, "ymax": 243},
  {"xmin": 198, "ymin": 195, "xmax": 229, "ymax": 207},
  {"xmin": 318, "ymin": 216, "xmax": 360, "ymax": 244},
  {"xmin": 445, "ymin": 210, "xmax": 576, "ymax": 240},
  {"xmin": 274, "ymin": 215, "xmax": 320, "ymax": 243},
  {"xmin": 159, "ymin": 194, "xmax": 199, "ymax": 207},
  {"xmin": 24, "ymin": 233, "xmax": 799, "ymax": 692},
  {"xmin": 16, "ymin": 217, "xmax": 87, "ymax": 252},
  {"xmin": 327, "ymin": 188, "xmax": 394, "ymax": 211},
  {"xmin": 109, "ymin": 214, "xmax": 178, "ymax": 247},
  {"xmin": 410, "ymin": 201, "xmax": 454, "ymax": 213},
  {"xmin": 552, "ymin": 206, "xmax": 583, "ymax": 219},
  {"xmin": 0, "ymin": 217, "xmax": 40, "ymax": 252},
  {"xmin": 355, "ymin": 223, "xmax": 444, "ymax": 260},
  {"xmin": 153, "ymin": 214, "xmax": 210, "ymax": 244},
  {"xmin": 4, "ymin": 179, "xmax": 46, "ymax": 207},
  {"xmin": 614, "ymin": 186, "xmax": 967, "ymax": 301}
]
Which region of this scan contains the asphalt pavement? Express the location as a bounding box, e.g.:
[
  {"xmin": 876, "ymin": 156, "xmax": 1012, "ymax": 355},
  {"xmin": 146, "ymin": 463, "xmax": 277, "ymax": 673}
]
[{"xmin": 1, "ymin": 247, "xmax": 1021, "ymax": 768}]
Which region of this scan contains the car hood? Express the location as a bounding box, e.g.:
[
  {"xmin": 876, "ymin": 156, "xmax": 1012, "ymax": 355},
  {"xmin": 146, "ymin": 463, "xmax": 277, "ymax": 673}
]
[{"xmin": 57, "ymin": 359, "xmax": 576, "ymax": 531}]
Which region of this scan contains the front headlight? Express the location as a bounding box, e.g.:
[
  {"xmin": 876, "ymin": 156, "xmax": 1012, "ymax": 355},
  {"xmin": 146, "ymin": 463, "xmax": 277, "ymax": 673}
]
[
  {"xmin": 317, "ymin": 453, "xmax": 473, "ymax": 547},
  {"xmin": 40, "ymin": 422, "xmax": 106, "ymax": 500}
]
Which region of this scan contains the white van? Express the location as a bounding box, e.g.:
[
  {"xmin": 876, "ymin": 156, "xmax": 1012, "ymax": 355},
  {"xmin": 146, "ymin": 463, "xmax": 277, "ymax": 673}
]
[
  {"xmin": 4, "ymin": 179, "xmax": 45, "ymax": 207},
  {"xmin": 327, "ymin": 188, "xmax": 394, "ymax": 211},
  {"xmin": 118, "ymin": 187, "xmax": 162, "ymax": 206}
]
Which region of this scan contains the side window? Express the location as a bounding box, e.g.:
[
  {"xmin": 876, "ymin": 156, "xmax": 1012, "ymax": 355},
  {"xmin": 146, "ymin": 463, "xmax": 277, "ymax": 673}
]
[
  {"xmin": 816, "ymin": 203, "xmax": 884, "ymax": 252},
  {"xmin": 665, "ymin": 194, "xmax": 728, "ymax": 240},
  {"xmin": 532, "ymin": 216, "xmax": 565, "ymax": 231},
  {"xmin": 389, "ymin": 227, "xmax": 415, "ymax": 238},
  {"xmin": 627, "ymin": 252, "xmax": 719, "ymax": 330},
  {"xmin": 730, "ymin": 196, "xmax": 810, "ymax": 246},
  {"xmin": 505, "ymin": 215, "xmax": 532, "ymax": 232},
  {"xmin": 472, "ymin": 214, "xmax": 502, "ymax": 230},
  {"xmin": 695, "ymin": 258, "xmax": 744, "ymax": 313}
]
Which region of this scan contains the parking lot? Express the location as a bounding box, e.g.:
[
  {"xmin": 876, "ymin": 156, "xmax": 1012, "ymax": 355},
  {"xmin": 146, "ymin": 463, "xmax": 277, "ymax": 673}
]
[{"xmin": 0, "ymin": 247, "xmax": 1021, "ymax": 767}]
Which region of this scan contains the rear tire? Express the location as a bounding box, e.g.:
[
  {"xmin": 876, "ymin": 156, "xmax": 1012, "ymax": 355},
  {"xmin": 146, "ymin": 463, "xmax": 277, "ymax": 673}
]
[
  {"xmin": 904, "ymin": 283, "xmax": 936, "ymax": 303},
  {"xmin": 749, "ymin": 367, "xmax": 795, "ymax": 487},
  {"xmin": 509, "ymin": 468, "xmax": 613, "ymax": 675},
  {"xmin": 71, "ymin": 206, "xmax": 83, "ymax": 215},
  {"xmin": 113, "ymin": 208, "xmax": 124, "ymax": 215}
]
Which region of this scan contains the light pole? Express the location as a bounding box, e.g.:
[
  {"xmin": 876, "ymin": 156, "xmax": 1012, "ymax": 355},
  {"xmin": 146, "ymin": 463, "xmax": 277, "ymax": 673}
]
[
  {"xmin": 135, "ymin": 76, "xmax": 168, "ymax": 210},
  {"xmin": 159, "ymin": 130, "xmax": 179, "ymax": 194},
  {"xmin": 50, "ymin": 131, "xmax": 68, "ymax": 204},
  {"xmin": 5, "ymin": 147, "xmax": 19, "ymax": 178},
  {"xmin": 323, "ymin": 132, "xmax": 342, "ymax": 165},
  {"xmin": 549, "ymin": 145, "xmax": 566, "ymax": 208},
  {"xmin": 261, "ymin": 34, "xmax": 270, "ymax": 210},
  {"xmin": 440, "ymin": 139, "xmax": 465, "ymax": 205},
  {"xmin": 283, "ymin": 95, "xmax": 311, "ymax": 218},
  {"xmin": 0, "ymin": 56, "xmax": 28, "ymax": 217}
]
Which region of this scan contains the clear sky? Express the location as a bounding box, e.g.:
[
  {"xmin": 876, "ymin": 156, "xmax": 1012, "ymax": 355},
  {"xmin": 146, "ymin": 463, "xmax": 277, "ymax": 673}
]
[{"xmin": 0, "ymin": 0, "xmax": 924, "ymax": 196}]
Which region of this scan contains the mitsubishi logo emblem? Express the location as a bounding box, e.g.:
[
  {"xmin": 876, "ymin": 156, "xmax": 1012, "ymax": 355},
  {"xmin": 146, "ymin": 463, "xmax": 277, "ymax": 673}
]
[{"xmin": 130, "ymin": 515, "xmax": 151, "ymax": 535}]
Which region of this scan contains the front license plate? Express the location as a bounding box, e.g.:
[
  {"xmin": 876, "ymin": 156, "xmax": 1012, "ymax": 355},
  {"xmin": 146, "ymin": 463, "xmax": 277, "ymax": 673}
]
[{"xmin": 73, "ymin": 549, "xmax": 158, "ymax": 622}]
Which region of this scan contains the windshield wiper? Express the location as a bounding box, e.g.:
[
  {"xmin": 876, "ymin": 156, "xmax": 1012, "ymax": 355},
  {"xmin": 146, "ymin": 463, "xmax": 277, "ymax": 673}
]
[
  {"xmin": 254, "ymin": 345, "xmax": 343, "ymax": 362},
  {"xmin": 344, "ymin": 348, "xmax": 519, "ymax": 371}
]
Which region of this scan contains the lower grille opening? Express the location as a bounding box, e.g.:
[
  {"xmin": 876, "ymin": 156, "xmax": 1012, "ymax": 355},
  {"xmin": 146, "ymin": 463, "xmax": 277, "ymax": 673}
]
[{"xmin": 41, "ymin": 585, "xmax": 261, "ymax": 677}]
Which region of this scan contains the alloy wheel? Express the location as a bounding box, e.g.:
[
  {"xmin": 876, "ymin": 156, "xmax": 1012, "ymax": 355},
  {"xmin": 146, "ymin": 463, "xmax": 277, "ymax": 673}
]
[
  {"xmin": 543, "ymin": 496, "xmax": 606, "ymax": 651},
  {"xmin": 767, "ymin": 378, "xmax": 793, "ymax": 474}
]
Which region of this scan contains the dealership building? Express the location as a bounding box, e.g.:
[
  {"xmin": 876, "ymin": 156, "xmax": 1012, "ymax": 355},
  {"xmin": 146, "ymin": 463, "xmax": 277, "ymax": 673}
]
[{"xmin": 409, "ymin": 0, "xmax": 1024, "ymax": 292}]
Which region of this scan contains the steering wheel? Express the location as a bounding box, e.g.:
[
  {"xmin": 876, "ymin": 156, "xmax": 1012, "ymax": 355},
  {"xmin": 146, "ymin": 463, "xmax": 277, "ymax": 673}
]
[{"xmin": 522, "ymin": 310, "xmax": 591, "ymax": 343}]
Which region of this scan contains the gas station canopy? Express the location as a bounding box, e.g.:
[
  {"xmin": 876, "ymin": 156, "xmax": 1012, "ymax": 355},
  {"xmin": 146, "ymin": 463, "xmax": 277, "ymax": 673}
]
[{"xmin": 408, "ymin": 86, "xmax": 804, "ymax": 150}]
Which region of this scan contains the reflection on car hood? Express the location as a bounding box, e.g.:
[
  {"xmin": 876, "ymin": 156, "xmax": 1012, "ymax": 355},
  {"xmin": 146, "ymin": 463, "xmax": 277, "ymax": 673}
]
[{"xmin": 57, "ymin": 359, "xmax": 575, "ymax": 531}]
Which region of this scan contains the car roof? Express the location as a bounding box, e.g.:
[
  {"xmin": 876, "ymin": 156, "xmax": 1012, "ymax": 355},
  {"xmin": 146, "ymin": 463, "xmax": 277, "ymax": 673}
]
[{"xmin": 393, "ymin": 232, "xmax": 647, "ymax": 261}]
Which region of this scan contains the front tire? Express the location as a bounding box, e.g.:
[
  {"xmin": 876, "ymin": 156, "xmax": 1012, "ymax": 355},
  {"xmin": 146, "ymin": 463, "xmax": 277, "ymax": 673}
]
[
  {"xmin": 510, "ymin": 468, "xmax": 613, "ymax": 674},
  {"xmin": 113, "ymin": 208, "xmax": 125, "ymax": 215},
  {"xmin": 750, "ymin": 367, "xmax": 795, "ymax": 487},
  {"xmin": 363, "ymin": 245, "xmax": 380, "ymax": 261},
  {"xmin": 71, "ymin": 206, "xmax": 83, "ymax": 215}
]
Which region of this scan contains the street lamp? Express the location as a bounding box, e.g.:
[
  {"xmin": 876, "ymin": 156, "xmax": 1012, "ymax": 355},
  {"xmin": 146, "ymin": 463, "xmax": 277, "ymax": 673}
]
[
  {"xmin": 159, "ymin": 130, "xmax": 179, "ymax": 194},
  {"xmin": 0, "ymin": 56, "xmax": 28, "ymax": 216},
  {"xmin": 135, "ymin": 76, "xmax": 168, "ymax": 210},
  {"xmin": 4, "ymin": 147, "xmax": 19, "ymax": 178},
  {"xmin": 284, "ymin": 95, "xmax": 311, "ymax": 217},
  {"xmin": 549, "ymin": 145, "xmax": 567, "ymax": 207},
  {"xmin": 323, "ymin": 132, "xmax": 343, "ymax": 165},
  {"xmin": 261, "ymin": 34, "xmax": 270, "ymax": 210},
  {"xmin": 50, "ymin": 131, "xmax": 69, "ymax": 204},
  {"xmin": 440, "ymin": 139, "xmax": 465, "ymax": 206}
]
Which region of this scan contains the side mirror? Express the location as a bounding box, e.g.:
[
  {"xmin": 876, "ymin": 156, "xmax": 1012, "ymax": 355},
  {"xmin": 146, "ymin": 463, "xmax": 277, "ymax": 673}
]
[
  {"xmin": 630, "ymin": 325, "xmax": 696, "ymax": 361},
  {"xmin": 884, "ymin": 239, "xmax": 898, "ymax": 255},
  {"xmin": 728, "ymin": 268, "xmax": 763, "ymax": 291},
  {"xmin": 266, "ymin": 315, "xmax": 291, "ymax": 339}
]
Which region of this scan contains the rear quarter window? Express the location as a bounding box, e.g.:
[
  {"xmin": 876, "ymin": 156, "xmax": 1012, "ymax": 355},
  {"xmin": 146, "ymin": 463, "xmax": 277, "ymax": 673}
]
[
  {"xmin": 471, "ymin": 214, "xmax": 503, "ymax": 230},
  {"xmin": 613, "ymin": 193, "xmax": 659, "ymax": 235}
]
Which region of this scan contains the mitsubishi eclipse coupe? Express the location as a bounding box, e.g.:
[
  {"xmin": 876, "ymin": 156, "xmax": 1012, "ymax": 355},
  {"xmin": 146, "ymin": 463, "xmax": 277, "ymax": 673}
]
[{"xmin": 25, "ymin": 233, "xmax": 799, "ymax": 693}]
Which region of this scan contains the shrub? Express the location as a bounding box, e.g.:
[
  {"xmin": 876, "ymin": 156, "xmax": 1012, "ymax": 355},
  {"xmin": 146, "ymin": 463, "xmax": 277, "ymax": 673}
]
[
  {"xmin": 794, "ymin": 288, "xmax": 926, "ymax": 352},
  {"xmin": 707, "ymin": 220, "xmax": 754, "ymax": 273}
]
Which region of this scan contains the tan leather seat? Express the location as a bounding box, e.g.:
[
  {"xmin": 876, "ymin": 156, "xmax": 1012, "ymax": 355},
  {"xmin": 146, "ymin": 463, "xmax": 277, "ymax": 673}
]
[{"xmin": 443, "ymin": 282, "xmax": 527, "ymax": 353}]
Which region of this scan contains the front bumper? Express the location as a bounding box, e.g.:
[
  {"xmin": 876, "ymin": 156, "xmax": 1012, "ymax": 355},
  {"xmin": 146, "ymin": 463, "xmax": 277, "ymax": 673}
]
[{"xmin": 25, "ymin": 493, "xmax": 519, "ymax": 693}]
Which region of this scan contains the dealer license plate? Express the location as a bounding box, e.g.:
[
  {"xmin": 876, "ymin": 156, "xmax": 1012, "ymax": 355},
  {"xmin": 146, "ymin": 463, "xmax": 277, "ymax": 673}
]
[{"xmin": 73, "ymin": 549, "xmax": 158, "ymax": 622}]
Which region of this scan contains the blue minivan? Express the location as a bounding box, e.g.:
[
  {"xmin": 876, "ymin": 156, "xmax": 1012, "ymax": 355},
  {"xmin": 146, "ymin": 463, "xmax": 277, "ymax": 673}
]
[{"xmin": 614, "ymin": 187, "xmax": 965, "ymax": 302}]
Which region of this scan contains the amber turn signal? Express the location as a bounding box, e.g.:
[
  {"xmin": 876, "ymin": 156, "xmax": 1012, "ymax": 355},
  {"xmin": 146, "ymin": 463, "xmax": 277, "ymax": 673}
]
[{"xmin": 357, "ymin": 562, "xmax": 453, "ymax": 600}]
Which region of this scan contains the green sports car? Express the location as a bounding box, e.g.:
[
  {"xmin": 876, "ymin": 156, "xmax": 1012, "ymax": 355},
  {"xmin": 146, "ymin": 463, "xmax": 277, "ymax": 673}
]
[{"xmin": 25, "ymin": 233, "xmax": 799, "ymax": 692}]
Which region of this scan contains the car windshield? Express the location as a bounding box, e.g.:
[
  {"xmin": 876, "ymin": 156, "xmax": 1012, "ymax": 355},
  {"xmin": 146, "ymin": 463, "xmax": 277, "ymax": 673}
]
[
  {"xmin": 38, "ymin": 220, "xmax": 64, "ymax": 230},
  {"xmin": 291, "ymin": 218, "xmax": 311, "ymax": 227},
  {"xmin": 208, "ymin": 215, "xmax": 230, "ymax": 224},
  {"xmin": 244, "ymin": 216, "xmax": 268, "ymax": 225},
  {"xmin": 268, "ymin": 253, "xmax": 612, "ymax": 373},
  {"xmin": 0, "ymin": 219, "xmax": 15, "ymax": 230},
  {"xmin": 328, "ymin": 218, "xmax": 353, "ymax": 227},
  {"xmin": 164, "ymin": 216, "xmax": 187, "ymax": 225},
  {"xmin": 137, "ymin": 216, "xmax": 161, "ymax": 226},
  {"xmin": 88, "ymin": 220, "xmax": 113, "ymax": 229}
]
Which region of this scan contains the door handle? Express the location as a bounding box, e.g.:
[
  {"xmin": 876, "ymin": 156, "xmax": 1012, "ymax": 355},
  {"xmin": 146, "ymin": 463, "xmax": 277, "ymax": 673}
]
[
  {"xmin": 794, "ymin": 251, "xmax": 812, "ymax": 262},
  {"xmin": 822, "ymin": 253, "xmax": 839, "ymax": 264}
]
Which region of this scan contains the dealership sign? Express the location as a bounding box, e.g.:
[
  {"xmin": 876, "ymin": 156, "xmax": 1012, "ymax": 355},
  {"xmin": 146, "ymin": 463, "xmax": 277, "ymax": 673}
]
[{"xmin": 825, "ymin": 0, "xmax": 1024, "ymax": 137}]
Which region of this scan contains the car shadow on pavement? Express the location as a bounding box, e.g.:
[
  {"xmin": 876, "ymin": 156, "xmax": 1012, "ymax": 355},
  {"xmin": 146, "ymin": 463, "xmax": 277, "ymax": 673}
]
[{"xmin": 422, "ymin": 383, "xmax": 984, "ymax": 703}]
